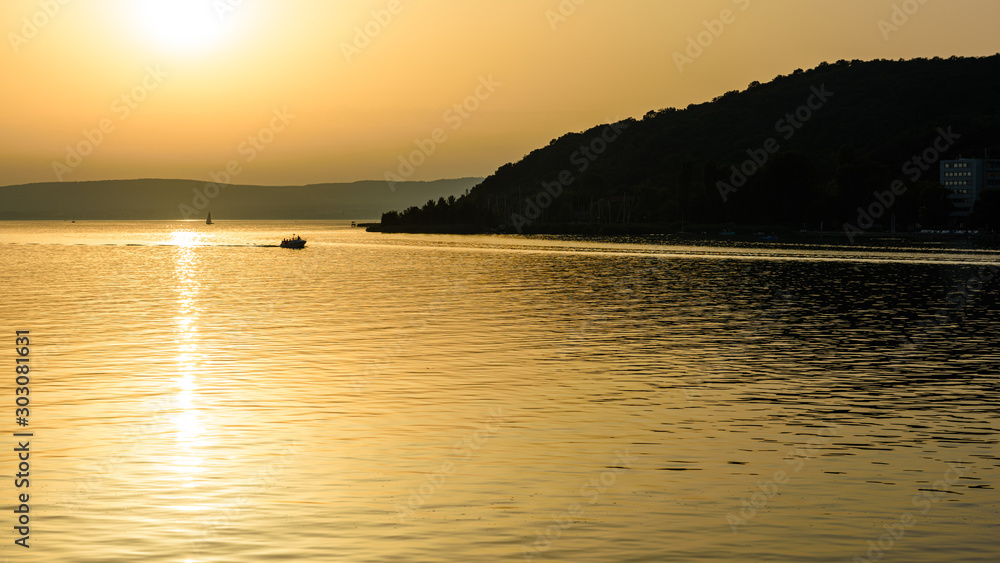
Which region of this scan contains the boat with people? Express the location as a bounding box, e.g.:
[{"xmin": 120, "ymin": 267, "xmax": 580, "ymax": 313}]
[{"xmin": 280, "ymin": 235, "xmax": 306, "ymax": 248}]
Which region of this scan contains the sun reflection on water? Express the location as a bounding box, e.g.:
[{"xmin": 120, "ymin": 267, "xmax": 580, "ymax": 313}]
[
  {"xmin": 170, "ymin": 229, "xmax": 203, "ymax": 248},
  {"xmin": 171, "ymin": 245, "xmax": 208, "ymax": 492}
]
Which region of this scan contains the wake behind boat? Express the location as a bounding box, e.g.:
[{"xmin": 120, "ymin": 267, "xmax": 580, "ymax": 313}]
[{"xmin": 280, "ymin": 235, "xmax": 306, "ymax": 248}]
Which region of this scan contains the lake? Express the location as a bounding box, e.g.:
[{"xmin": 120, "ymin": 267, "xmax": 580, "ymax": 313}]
[{"xmin": 1, "ymin": 221, "xmax": 998, "ymax": 562}]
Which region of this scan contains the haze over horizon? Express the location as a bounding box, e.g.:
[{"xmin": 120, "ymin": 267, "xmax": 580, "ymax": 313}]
[{"xmin": 3, "ymin": 0, "xmax": 999, "ymax": 188}]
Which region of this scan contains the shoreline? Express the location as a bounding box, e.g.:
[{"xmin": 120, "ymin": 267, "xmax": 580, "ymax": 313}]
[{"xmin": 366, "ymin": 223, "xmax": 1000, "ymax": 248}]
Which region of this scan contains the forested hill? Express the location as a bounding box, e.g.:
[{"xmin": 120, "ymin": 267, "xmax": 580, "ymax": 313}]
[{"xmin": 379, "ymin": 55, "xmax": 1000, "ymax": 233}]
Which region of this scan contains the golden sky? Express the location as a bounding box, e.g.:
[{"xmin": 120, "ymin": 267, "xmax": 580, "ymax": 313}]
[{"xmin": 2, "ymin": 0, "xmax": 999, "ymax": 187}]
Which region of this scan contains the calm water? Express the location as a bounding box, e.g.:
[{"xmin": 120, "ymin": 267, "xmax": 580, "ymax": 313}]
[{"xmin": 1, "ymin": 221, "xmax": 998, "ymax": 562}]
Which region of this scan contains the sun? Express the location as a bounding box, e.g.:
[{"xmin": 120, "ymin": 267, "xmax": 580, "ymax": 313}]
[{"xmin": 136, "ymin": 0, "xmax": 226, "ymax": 52}]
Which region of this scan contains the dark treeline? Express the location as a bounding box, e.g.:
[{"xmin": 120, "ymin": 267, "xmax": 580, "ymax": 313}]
[{"xmin": 379, "ymin": 55, "xmax": 1000, "ymax": 234}]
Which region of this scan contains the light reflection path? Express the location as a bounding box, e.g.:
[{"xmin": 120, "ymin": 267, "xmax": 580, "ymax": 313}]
[{"xmin": 171, "ymin": 231, "xmax": 209, "ymax": 555}]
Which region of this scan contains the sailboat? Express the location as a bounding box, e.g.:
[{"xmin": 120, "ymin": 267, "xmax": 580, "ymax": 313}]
[{"xmin": 206, "ymin": 212, "xmax": 213, "ymax": 225}]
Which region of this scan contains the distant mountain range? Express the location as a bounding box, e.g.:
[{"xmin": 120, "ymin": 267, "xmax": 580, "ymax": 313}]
[
  {"xmin": 0, "ymin": 178, "xmax": 482, "ymax": 220},
  {"xmin": 378, "ymin": 55, "xmax": 1000, "ymax": 233}
]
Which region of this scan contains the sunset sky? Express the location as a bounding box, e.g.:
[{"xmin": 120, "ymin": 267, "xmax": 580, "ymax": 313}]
[{"xmin": 2, "ymin": 0, "xmax": 999, "ymax": 187}]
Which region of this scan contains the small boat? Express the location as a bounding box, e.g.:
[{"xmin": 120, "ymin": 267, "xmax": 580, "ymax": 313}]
[
  {"xmin": 206, "ymin": 212, "xmax": 213, "ymax": 225},
  {"xmin": 280, "ymin": 236, "xmax": 306, "ymax": 249}
]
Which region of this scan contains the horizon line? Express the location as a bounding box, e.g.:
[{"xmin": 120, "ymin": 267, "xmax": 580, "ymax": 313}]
[{"xmin": 0, "ymin": 176, "xmax": 488, "ymax": 190}]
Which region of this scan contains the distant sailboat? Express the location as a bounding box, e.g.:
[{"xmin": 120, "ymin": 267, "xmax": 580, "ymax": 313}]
[{"xmin": 206, "ymin": 212, "xmax": 213, "ymax": 225}]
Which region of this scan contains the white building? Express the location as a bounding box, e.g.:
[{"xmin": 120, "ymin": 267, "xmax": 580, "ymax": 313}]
[{"xmin": 940, "ymin": 157, "xmax": 1000, "ymax": 217}]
